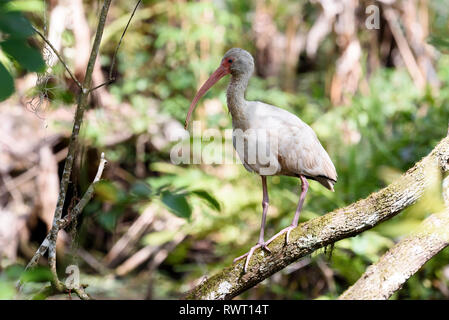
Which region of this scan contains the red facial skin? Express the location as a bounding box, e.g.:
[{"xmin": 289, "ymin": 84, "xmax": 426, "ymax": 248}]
[{"xmin": 185, "ymin": 57, "xmax": 234, "ymax": 129}]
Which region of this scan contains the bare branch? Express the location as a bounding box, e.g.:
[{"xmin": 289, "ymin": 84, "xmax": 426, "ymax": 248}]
[
  {"xmin": 184, "ymin": 136, "xmax": 449, "ymax": 300},
  {"xmin": 57, "ymin": 153, "xmax": 107, "ymax": 228},
  {"xmin": 89, "ymin": 0, "xmax": 142, "ymax": 93},
  {"xmin": 89, "ymin": 79, "xmax": 115, "ymax": 92},
  {"xmin": 109, "ymin": 0, "xmax": 141, "ymax": 80},
  {"xmin": 23, "ymin": 4, "xmax": 111, "ymax": 275},
  {"xmin": 19, "ymin": 0, "xmax": 140, "ymax": 299},
  {"xmin": 32, "ymin": 26, "xmax": 83, "ymax": 89},
  {"xmin": 43, "ymin": 0, "xmax": 112, "ymax": 291},
  {"xmin": 23, "ymin": 154, "xmax": 107, "ymax": 270},
  {"xmin": 19, "ymin": 153, "xmax": 107, "ymax": 294},
  {"xmin": 339, "ymin": 209, "xmax": 449, "ymax": 300}
]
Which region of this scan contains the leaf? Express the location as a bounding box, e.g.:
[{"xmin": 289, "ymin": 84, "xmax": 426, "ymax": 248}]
[
  {"xmin": 142, "ymin": 230, "xmax": 177, "ymax": 246},
  {"xmin": 0, "ymin": 61, "xmax": 14, "ymax": 101},
  {"xmin": 1, "ymin": 38, "xmax": 45, "ymax": 72},
  {"xmin": 130, "ymin": 181, "xmax": 152, "ymax": 198},
  {"xmin": 96, "ymin": 206, "xmax": 125, "ymax": 232},
  {"xmin": 191, "ymin": 190, "xmax": 221, "ymax": 211},
  {"xmin": 161, "ymin": 190, "xmax": 192, "ymax": 219},
  {"xmin": 4, "ymin": 0, "xmax": 45, "ymax": 13},
  {"xmin": 428, "ymin": 36, "xmax": 449, "ymax": 51},
  {"xmin": 4, "ymin": 264, "xmax": 24, "ymax": 280},
  {"xmin": 94, "ymin": 181, "xmax": 122, "ymax": 204},
  {"xmin": 20, "ymin": 266, "xmax": 52, "ymax": 283},
  {"xmin": 0, "ymin": 11, "xmax": 34, "ymax": 38},
  {"xmin": 0, "ymin": 283, "xmax": 15, "ymax": 300}
]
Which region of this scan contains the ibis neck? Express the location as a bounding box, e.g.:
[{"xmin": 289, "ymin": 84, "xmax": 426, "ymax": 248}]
[{"xmin": 226, "ymin": 73, "xmax": 250, "ymax": 119}]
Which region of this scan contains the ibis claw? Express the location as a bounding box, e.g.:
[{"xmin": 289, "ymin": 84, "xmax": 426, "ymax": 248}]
[
  {"xmin": 286, "ymin": 227, "xmax": 294, "ymax": 244},
  {"xmin": 266, "ymin": 225, "xmax": 296, "ymax": 246},
  {"xmin": 234, "ymin": 242, "xmax": 271, "ymax": 273}
]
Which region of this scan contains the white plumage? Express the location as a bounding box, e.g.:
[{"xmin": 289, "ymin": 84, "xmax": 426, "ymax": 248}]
[
  {"xmin": 185, "ymin": 48, "xmax": 337, "ymax": 272},
  {"xmin": 230, "ymin": 100, "xmax": 337, "ymax": 190}
]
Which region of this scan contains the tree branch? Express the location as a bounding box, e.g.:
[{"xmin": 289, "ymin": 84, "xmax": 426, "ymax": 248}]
[
  {"xmin": 57, "ymin": 153, "xmax": 107, "ymax": 229},
  {"xmin": 22, "ymin": 0, "xmax": 112, "ymax": 292},
  {"xmin": 184, "ymin": 136, "xmax": 449, "ymax": 300},
  {"xmin": 338, "ymin": 209, "xmax": 449, "ymax": 300},
  {"xmin": 31, "ymin": 283, "xmax": 91, "ymax": 300},
  {"xmin": 19, "ymin": 153, "xmax": 107, "ymax": 298},
  {"xmin": 32, "ymin": 26, "xmax": 83, "ymax": 89},
  {"xmin": 339, "ymin": 172, "xmax": 449, "ymax": 300},
  {"xmin": 89, "ymin": 0, "xmax": 142, "ymax": 93},
  {"xmin": 44, "ymin": 0, "xmax": 112, "ymax": 291}
]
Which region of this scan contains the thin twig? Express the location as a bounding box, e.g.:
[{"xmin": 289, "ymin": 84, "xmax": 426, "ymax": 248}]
[
  {"xmin": 22, "ymin": 0, "xmax": 112, "ymax": 277},
  {"xmin": 89, "ymin": 0, "xmax": 142, "ymax": 93},
  {"xmin": 57, "ymin": 153, "xmax": 107, "ymax": 228},
  {"xmin": 32, "ymin": 26, "xmax": 83, "ymax": 89},
  {"xmin": 89, "ymin": 79, "xmax": 115, "ymax": 92},
  {"xmin": 109, "ymin": 0, "xmax": 141, "ymax": 80},
  {"xmin": 45, "ymin": 0, "xmax": 112, "ymax": 292},
  {"xmin": 19, "ymin": 153, "xmax": 107, "ymax": 294}
]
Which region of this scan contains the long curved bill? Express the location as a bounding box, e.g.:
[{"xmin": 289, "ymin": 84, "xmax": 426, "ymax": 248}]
[{"xmin": 185, "ymin": 65, "xmax": 230, "ymax": 129}]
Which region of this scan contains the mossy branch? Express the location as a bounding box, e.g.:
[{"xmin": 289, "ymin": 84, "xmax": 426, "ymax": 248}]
[
  {"xmin": 339, "ymin": 209, "xmax": 449, "ymax": 300},
  {"xmin": 338, "ymin": 173, "xmax": 449, "ymax": 299},
  {"xmin": 184, "ymin": 136, "xmax": 449, "ymax": 300}
]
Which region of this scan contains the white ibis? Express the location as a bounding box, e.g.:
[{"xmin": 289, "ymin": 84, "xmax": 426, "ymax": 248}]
[{"xmin": 185, "ymin": 48, "xmax": 337, "ymax": 272}]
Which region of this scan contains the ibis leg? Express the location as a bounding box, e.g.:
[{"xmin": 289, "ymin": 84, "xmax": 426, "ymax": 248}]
[
  {"xmin": 259, "ymin": 175, "xmax": 269, "ymax": 243},
  {"xmin": 266, "ymin": 175, "xmax": 309, "ymax": 245},
  {"xmin": 234, "ymin": 176, "xmax": 271, "ymax": 272}
]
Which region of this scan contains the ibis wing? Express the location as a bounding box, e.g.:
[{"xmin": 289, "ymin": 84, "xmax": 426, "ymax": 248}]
[
  {"xmin": 249, "ymin": 101, "xmax": 337, "ymax": 189},
  {"xmin": 279, "ymin": 125, "xmax": 337, "ymax": 189}
]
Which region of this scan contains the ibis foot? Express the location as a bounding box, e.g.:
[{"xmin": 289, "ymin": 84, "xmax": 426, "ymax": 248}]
[
  {"xmin": 234, "ymin": 242, "xmax": 271, "ymax": 273},
  {"xmin": 266, "ymin": 224, "xmax": 296, "ymax": 245}
]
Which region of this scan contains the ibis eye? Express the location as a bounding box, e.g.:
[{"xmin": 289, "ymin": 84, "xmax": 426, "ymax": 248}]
[{"xmin": 228, "ymin": 59, "xmax": 233, "ymax": 63}]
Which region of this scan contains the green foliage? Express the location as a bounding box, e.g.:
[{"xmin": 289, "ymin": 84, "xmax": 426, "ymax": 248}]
[
  {"xmin": 0, "ymin": 38, "xmax": 45, "ymax": 72},
  {"xmin": 428, "ymin": 36, "xmax": 449, "ymax": 53},
  {"xmin": 191, "ymin": 190, "xmax": 221, "ymax": 211},
  {"xmin": 19, "ymin": 267, "xmax": 52, "ymax": 283},
  {"xmin": 0, "ymin": 62, "xmax": 14, "ymax": 101},
  {"xmin": 0, "ymin": 0, "xmax": 45, "ymax": 101},
  {"xmin": 0, "ymin": 265, "xmax": 53, "ymax": 299},
  {"xmin": 160, "ymin": 190, "xmax": 192, "ymax": 219},
  {"xmin": 92, "ymin": 176, "xmax": 221, "ymax": 231}
]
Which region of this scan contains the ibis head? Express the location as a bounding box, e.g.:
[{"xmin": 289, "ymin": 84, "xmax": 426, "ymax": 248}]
[{"xmin": 185, "ymin": 48, "xmax": 254, "ymax": 129}]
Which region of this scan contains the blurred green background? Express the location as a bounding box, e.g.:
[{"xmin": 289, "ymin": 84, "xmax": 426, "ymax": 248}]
[{"xmin": 1, "ymin": 0, "xmax": 449, "ymax": 299}]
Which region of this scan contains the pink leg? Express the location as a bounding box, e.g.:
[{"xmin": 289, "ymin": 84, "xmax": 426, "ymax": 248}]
[
  {"xmin": 266, "ymin": 175, "xmax": 309, "ymax": 245},
  {"xmin": 234, "ymin": 176, "xmax": 271, "ymax": 272}
]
